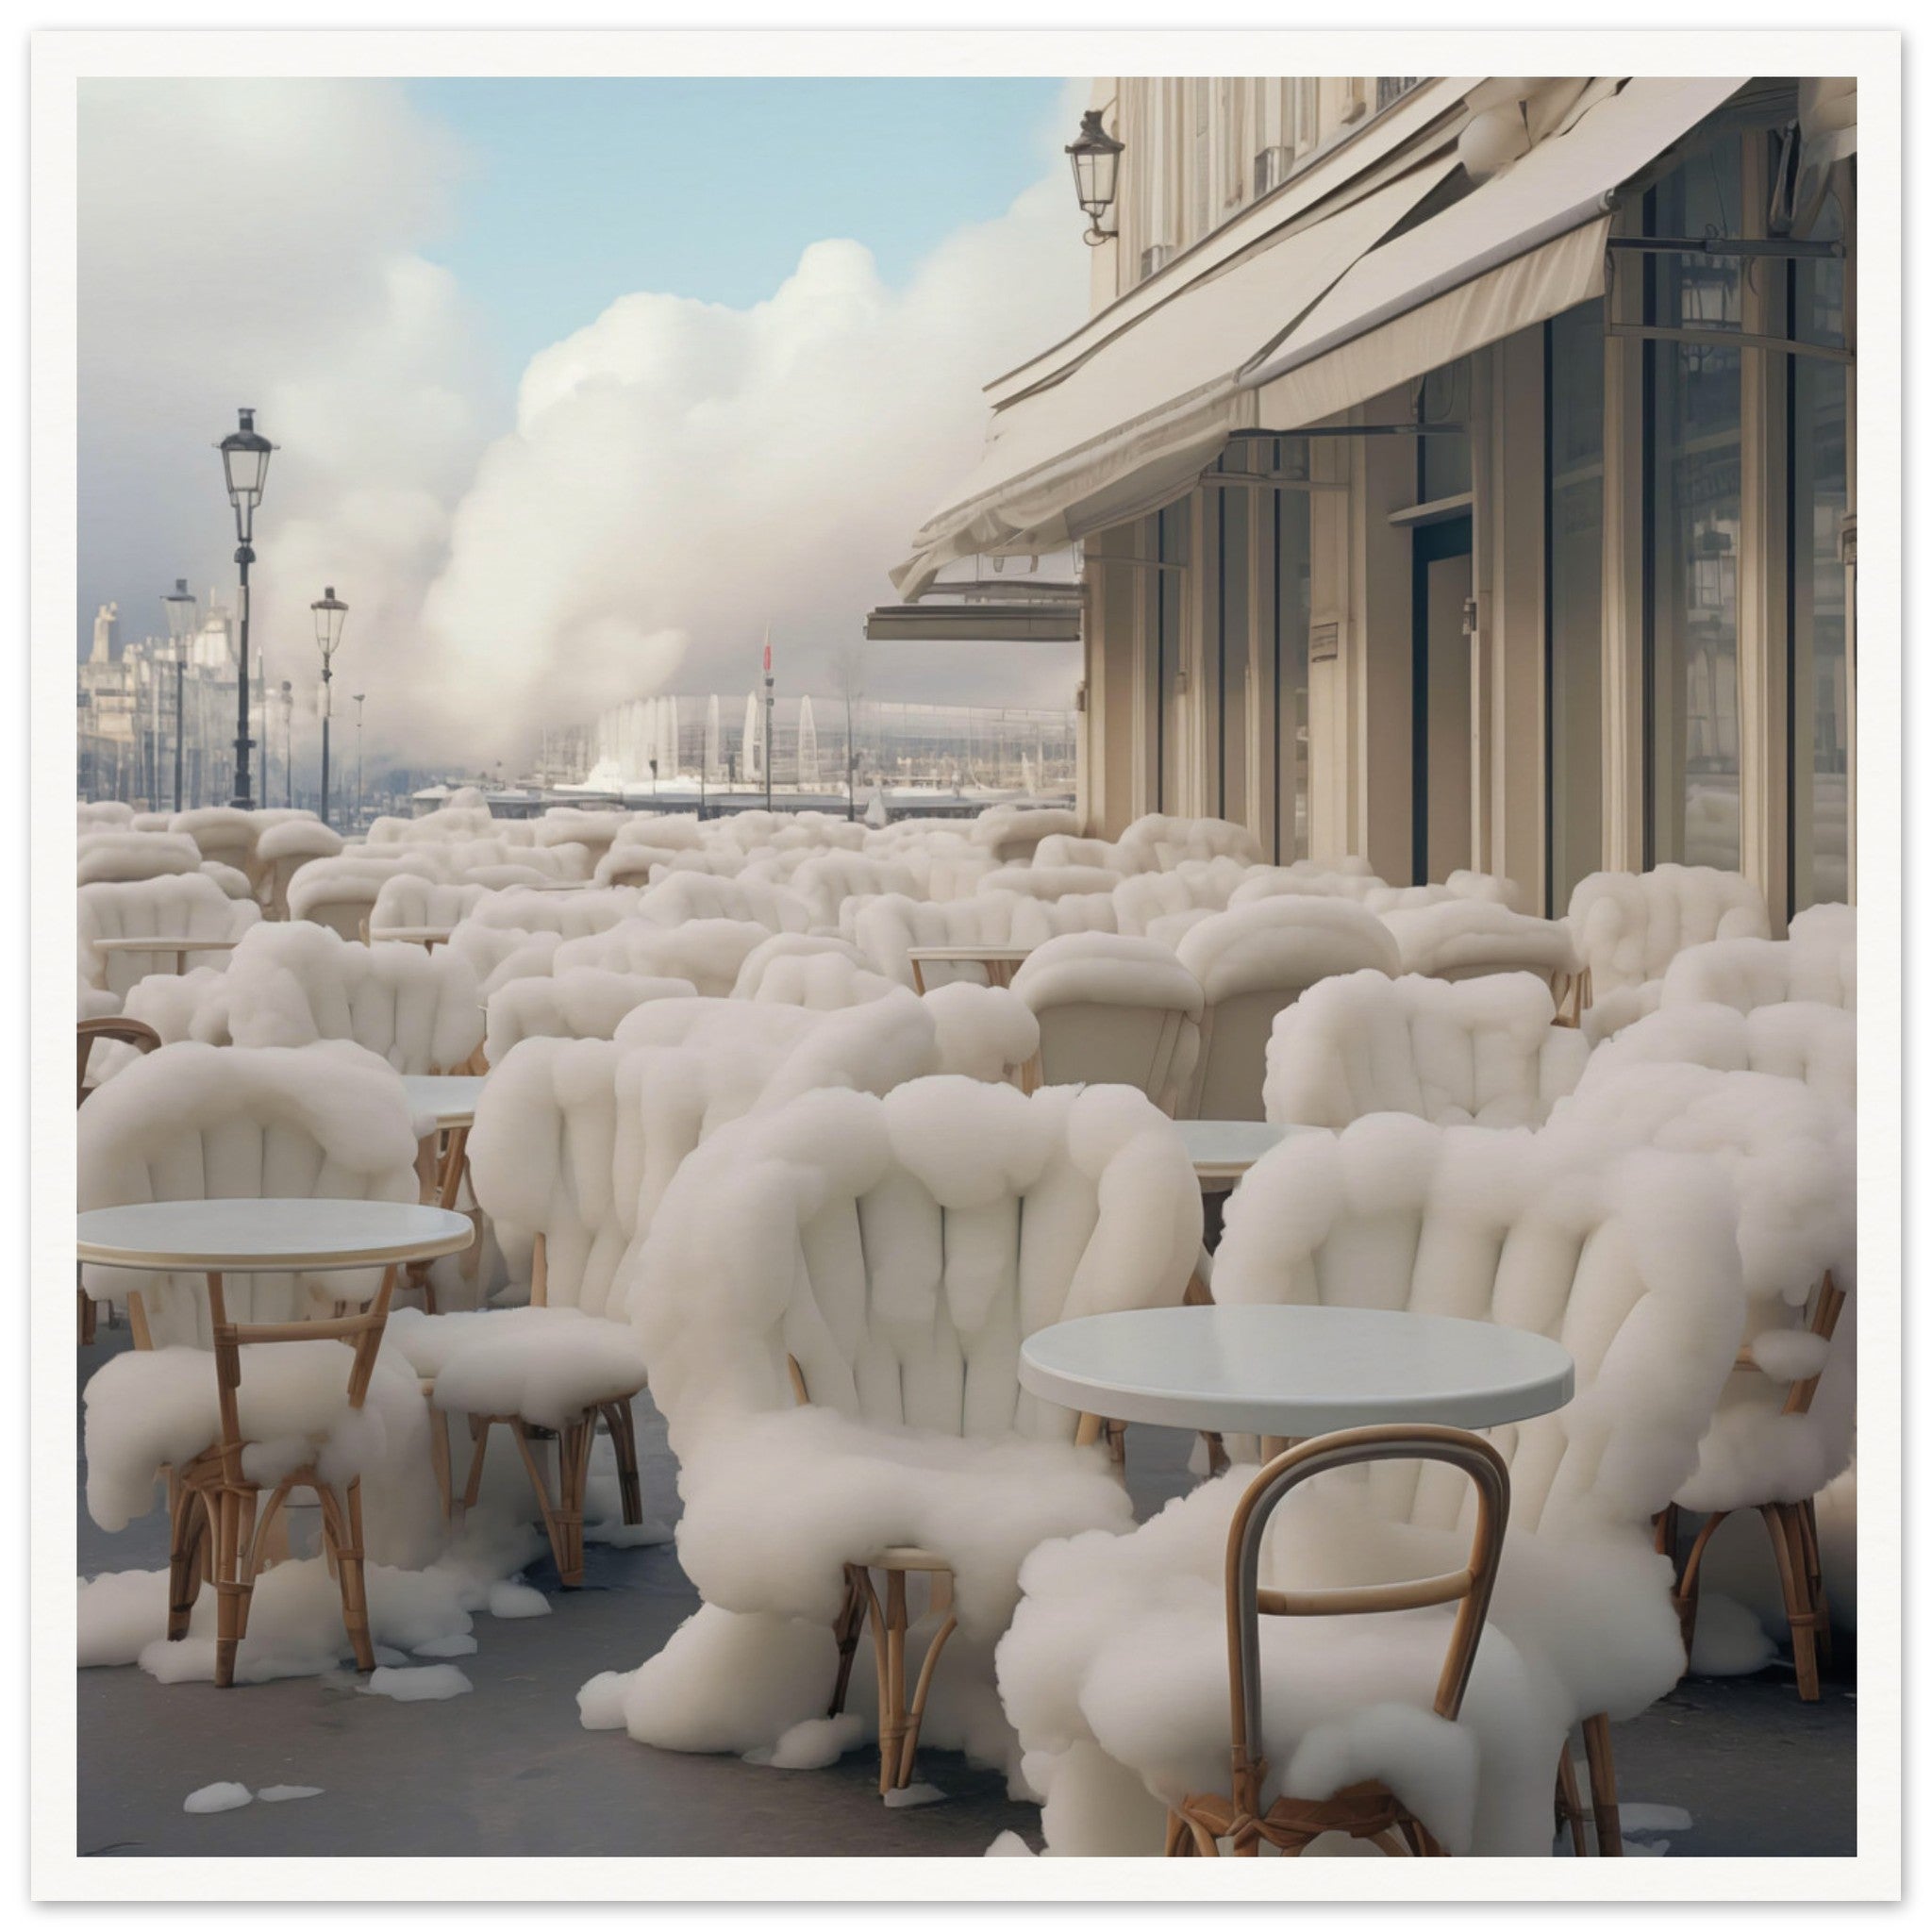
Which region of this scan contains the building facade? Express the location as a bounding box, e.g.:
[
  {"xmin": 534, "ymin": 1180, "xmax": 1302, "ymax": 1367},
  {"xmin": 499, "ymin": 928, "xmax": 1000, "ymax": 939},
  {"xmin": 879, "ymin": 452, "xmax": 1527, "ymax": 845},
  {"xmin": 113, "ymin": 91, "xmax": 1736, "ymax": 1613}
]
[{"xmin": 896, "ymin": 75, "xmax": 1856, "ymax": 924}]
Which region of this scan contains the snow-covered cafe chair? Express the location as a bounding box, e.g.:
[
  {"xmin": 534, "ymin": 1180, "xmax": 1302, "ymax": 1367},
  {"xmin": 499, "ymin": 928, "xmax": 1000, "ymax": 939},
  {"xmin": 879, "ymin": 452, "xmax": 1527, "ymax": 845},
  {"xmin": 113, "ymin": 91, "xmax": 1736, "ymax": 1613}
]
[
  {"xmin": 853, "ymin": 891, "xmax": 1025, "ymax": 989},
  {"xmin": 552, "ymin": 915, "xmax": 771, "ymax": 998},
  {"xmin": 1564, "ymin": 864, "xmax": 1770, "ymax": 1042},
  {"xmin": 254, "ymin": 818, "xmax": 344, "ymax": 918},
  {"xmin": 1111, "ymin": 858, "xmax": 1249, "ymax": 941},
  {"xmin": 79, "ymin": 874, "xmax": 261, "ymax": 997},
  {"xmin": 980, "ymin": 862, "xmax": 1125, "ymax": 902},
  {"xmin": 789, "ymin": 852, "xmax": 924, "ymax": 931},
  {"xmin": 1174, "ymin": 897, "xmax": 1399, "ymax": 1121},
  {"xmin": 997, "ymin": 1116, "xmax": 1743, "ymax": 1856},
  {"xmin": 77, "ymin": 830, "xmax": 202, "ymax": 886},
  {"xmin": 1549, "ymin": 1060, "xmax": 1855, "ymax": 1700},
  {"xmin": 635, "ymin": 871, "xmax": 813, "ymax": 934},
  {"xmin": 483, "ymin": 967, "xmax": 696, "ymax": 1064},
  {"xmin": 1583, "ymin": 1001, "xmax": 1855, "ymax": 1113},
  {"xmin": 594, "ymin": 1077, "xmax": 1202, "ymax": 1798},
  {"xmin": 219, "ymin": 922, "xmax": 485, "ymax": 1076},
  {"xmin": 729, "ymin": 932, "xmax": 901, "ymax": 1009},
  {"xmin": 463, "ymin": 884, "xmax": 641, "ymax": 941},
  {"xmin": 1011, "ymin": 932, "xmax": 1203, "ymax": 1115},
  {"xmin": 1658, "ymin": 910, "xmax": 1856, "ymax": 1017},
  {"xmin": 1377, "ymin": 901, "xmax": 1586, "ymax": 1022},
  {"xmin": 286, "ymin": 850, "xmax": 442, "ymax": 941},
  {"xmin": 969, "ymin": 803, "xmax": 1082, "ymax": 865},
  {"xmin": 1263, "ymin": 970, "xmax": 1589, "ymax": 1130},
  {"xmin": 168, "ymin": 805, "xmax": 263, "ymax": 881},
  {"xmin": 78, "ymin": 799, "xmax": 135, "ymax": 831},
  {"xmin": 367, "ymin": 875, "xmax": 488, "ymax": 944}
]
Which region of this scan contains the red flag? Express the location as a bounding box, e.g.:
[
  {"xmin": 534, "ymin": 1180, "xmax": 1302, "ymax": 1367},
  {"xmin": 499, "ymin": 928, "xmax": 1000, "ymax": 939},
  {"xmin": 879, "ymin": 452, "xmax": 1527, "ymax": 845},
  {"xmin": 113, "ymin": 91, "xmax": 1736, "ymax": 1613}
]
[{"xmin": 762, "ymin": 641, "xmax": 772, "ymax": 674}]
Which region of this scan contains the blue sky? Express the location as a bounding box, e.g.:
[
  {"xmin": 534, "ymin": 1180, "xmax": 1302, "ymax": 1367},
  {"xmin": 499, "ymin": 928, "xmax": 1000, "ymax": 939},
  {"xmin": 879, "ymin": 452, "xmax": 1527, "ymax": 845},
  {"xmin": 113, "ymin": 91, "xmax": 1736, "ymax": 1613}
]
[{"xmin": 404, "ymin": 77, "xmax": 1072, "ymax": 376}]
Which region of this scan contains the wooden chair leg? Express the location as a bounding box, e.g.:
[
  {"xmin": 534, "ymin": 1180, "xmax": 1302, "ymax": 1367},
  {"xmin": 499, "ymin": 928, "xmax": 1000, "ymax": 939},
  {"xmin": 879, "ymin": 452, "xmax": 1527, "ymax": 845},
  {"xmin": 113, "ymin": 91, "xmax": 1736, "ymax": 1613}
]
[
  {"xmin": 77, "ymin": 1284, "xmax": 98, "ymax": 1347},
  {"xmin": 1580, "ymin": 1714, "xmax": 1622, "ymax": 1856},
  {"xmin": 460, "ymin": 1415, "xmax": 492, "ymax": 1511},
  {"xmin": 336, "ymin": 1479, "xmax": 375, "ymax": 1672},
  {"xmin": 1672, "ymin": 1508, "xmax": 1728, "ymax": 1664},
  {"xmin": 211, "ymin": 1490, "xmax": 246, "ymax": 1690},
  {"xmin": 426, "ymin": 1398, "xmax": 453, "ymax": 1521},
  {"xmin": 1554, "ymin": 1746, "xmax": 1591, "ymax": 1856},
  {"xmin": 829, "ymin": 1565, "xmax": 866, "ymax": 1718},
  {"xmin": 877, "ymin": 1570, "xmax": 909, "ymax": 1797},
  {"xmin": 1761, "ymin": 1502, "xmax": 1824, "ymax": 1701},
  {"xmin": 896, "ymin": 1606, "xmax": 958, "ymax": 1790},
  {"xmin": 167, "ymin": 1483, "xmax": 210, "ymax": 1641},
  {"xmin": 1796, "ymin": 1494, "xmax": 1834, "ymax": 1668},
  {"xmin": 599, "ymin": 1399, "xmax": 643, "ymax": 1525}
]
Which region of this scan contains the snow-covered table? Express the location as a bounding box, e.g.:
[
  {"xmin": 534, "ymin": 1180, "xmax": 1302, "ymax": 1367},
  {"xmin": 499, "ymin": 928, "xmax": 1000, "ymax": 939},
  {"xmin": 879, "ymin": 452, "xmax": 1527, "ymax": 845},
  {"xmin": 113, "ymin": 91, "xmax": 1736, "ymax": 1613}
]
[
  {"xmin": 89, "ymin": 934, "xmax": 242, "ymax": 983},
  {"xmin": 1173, "ymin": 1119, "xmax": 1299, "ymax": 1185},
  {"xmin": 906, "ymin": 945, "xmax": 1033, "ymax": 991},
  {"xmin": 1020, "ymin": 1305, "xmax": 1574, "ymax": 1440},
  {"xmin": 367, "ymin": 925, "xmax": 453, "ymax": 950}
]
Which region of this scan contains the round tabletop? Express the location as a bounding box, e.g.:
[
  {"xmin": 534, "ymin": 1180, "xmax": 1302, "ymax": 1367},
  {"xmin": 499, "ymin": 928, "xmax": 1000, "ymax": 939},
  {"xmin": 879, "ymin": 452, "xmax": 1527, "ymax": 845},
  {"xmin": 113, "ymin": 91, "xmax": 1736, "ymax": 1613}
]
[
  {"xmin": 1173, "ymin": 1119, "xmax": 1296, "ymax": 1181},
  {"xmin": 1020, "ymin": 1304, "xmax": 1574, "ymax": 1436},
  {"xmin": 907, "ymin": 945, "xmax": 1034, "ymax": 962},
  {"xmin": 401, "ymin": 1074, "xmax": 488, "ymax": 1126},
  {"xmin": 76, "ymin": 1197, "xmax": 476, "ymax": 1273}
]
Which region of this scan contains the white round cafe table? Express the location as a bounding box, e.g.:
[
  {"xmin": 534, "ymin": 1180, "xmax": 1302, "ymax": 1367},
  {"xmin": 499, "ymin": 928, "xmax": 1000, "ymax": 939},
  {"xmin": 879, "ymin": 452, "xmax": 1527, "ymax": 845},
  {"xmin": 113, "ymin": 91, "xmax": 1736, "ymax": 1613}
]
[
  {"xmin": 906, "ymin": 944, "xmax": 1033, "ymax": 991},
  {"xmin": 76, "ymin": 1197, "xmax": 475, "ymax": 1274},
  {"xmin": 1174, "ymin": 1119, "xmax": 1299, "ymax": 1185},
  {"xmin": 1020, "ymin": 1304, "xmax": 1574, "ymax": 1438},
  {"xmin": 401, "ymin": 1074, "xmax": 487, "ymax": 1130},
  {"xmin": 91, "ymin": 934, "xmax": 242, "ymax": 978}
]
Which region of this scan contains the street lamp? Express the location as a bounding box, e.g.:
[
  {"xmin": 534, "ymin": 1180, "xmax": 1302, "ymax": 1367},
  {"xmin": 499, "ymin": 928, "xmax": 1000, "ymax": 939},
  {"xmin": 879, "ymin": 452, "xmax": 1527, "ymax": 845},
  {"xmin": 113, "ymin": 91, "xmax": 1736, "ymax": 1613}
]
[
  {"xmin": 162, "ymin": 577, "xmax": 196, "ymax": 813},
  {"xmin": 352, "ymin": 692, "xmax": 366, "ymax": 829},
  {"xmin": 280, "ymin": 679, "xmax": 294, "ymax": 808},
  {"xmin": 217, "ymin": 408, "xmax": 275, "ymax": 807},
  {"xmin": 1066, "ymin": 109, "xmax": 1124, "ymax": 246},
  {"xmin": 310, "ymin": 586, "xmax": 348, "ymax": 827}
]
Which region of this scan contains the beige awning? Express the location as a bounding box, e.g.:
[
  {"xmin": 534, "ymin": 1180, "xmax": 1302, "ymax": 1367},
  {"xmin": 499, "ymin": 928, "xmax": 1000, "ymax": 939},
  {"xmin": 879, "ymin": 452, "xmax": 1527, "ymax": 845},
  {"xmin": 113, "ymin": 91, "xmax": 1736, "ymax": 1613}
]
[
  {"xmin": 891, "ymin": 155, "xmax": 1461, "ymax": 599},
  {"xmin": 1248, "ymin": 76, "xmax": 1748, "ymax": 429}
]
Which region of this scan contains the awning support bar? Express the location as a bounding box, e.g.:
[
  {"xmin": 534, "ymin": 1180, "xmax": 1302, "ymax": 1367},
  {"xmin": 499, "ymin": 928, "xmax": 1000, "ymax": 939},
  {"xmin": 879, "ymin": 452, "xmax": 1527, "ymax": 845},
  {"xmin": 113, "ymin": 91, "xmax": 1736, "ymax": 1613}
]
[
  {"xmin": 1606, "ymin": 234, "xmax": 1845, "ymax": 259},
  {"xmin": 1605, "ymin": 321, "xmax": 1853, "ymax": 364}
]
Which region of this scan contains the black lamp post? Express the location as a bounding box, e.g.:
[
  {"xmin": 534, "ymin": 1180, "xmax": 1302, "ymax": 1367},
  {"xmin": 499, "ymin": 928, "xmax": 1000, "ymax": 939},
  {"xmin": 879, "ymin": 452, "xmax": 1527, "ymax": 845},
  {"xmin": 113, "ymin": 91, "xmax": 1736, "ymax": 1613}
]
[
  {"xmin": 352, "ymin": 692, "xmax": 366, "ymax": 829},
  {"xmin": 217, "ymin": 408, "xmax": 274, "ymax": 807},
  {"xmin": 310, "ymin": 586, "xmax": 349, "ymax": 827},
  {"xmin": 162, "ymin": 577, "xmax": 197, "ymax": 813},
  {"xmin": 1066, "ymin": 109, "xmax": 1124, "ymax": 246}
]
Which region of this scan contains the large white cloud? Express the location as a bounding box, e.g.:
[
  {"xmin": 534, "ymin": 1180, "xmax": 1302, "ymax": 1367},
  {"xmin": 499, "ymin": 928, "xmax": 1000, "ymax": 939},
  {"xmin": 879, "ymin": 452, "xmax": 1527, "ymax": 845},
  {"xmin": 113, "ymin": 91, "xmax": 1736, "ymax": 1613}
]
[
  {"xmin": 77, "ymin": 79, "xmax": 491, "ymax": 743},
  {"xmin": 79, "ymin": 81, "xmax": 1091, "ymax": 766}
]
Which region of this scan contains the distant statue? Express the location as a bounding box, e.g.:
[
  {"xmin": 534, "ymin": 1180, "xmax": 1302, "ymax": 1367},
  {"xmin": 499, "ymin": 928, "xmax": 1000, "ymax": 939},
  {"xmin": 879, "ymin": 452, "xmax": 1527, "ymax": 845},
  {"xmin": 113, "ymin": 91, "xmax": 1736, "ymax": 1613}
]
[{"xmin": 90, "ymin": 602, "xmax": 119, "ymax": 664}]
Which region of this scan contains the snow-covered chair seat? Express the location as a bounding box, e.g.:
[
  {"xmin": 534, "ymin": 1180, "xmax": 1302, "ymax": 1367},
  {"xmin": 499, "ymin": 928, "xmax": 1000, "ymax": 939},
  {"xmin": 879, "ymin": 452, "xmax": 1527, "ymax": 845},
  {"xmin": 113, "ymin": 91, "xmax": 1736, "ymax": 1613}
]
[
  {"xmin": 1011, "ymin": 932, "xmax": 1203, "ymax": 1116},
  {"xmin": 593, "ymin": 841, "xmax": 690, "ymax": 889},
  {"xmin": 484, "ymin": 967, "xmax": 695, "ymax": 1062},
  {"xmin": 1582, "ymin": 1001, "xmax": 1854, "ymax": 1112},
  {"xmin": 446, "ymin": 919, "xmax": 562, "ymax": 999},
  {"xmin": 592, "ymin": 1077, "xmax": 1203, "ymax": 1795},
  {"xmin": 169, "ymin": 805, "xmax": 263, "ymax": 879},
  {"xmin": 387, "ymin": 1035, "xmax": 659, "ymax": 1584},
  {"xmin": 79, "ymin": 874, "xmax": 261, "ymax": 996},
  {"xmin": 77, "ymin": 830, "xmax": 203, "ymax": 886},
  {"xmin": 1174, "ymin": 898, "xmax": 1399, "ymax": 1121},
  {"xmin": 1378, "ymin": 902, "xmax": 1584, "ymax": 1015},
  {"xmin": 1116, "ymin": 812, "xmax": 1264, "ymax": 874},
  {"xmin": 535, "ymin": 808, "xmax": 627, "ymax": 863},
  {"xmin": 853, "ymin": 891, "xmax": 1024, "ymax": 989},
  {"xmin": 635, "ymin": 872, "xmax": 813, "ymax": 933},
  {"xmin": 1565, "ymin": 865, "xmax": 1770, "ymax": 1042},
  {"xmin": 1263, "ymin": 970, "xmax": 1589, "ymax": 1129},
  {"xmin": 367, "ymin": 875, "xmax": 488, "ymax": 941},
  {"xmin": 552, "ymin": 916, "xmax": 771, "ymax": 998},
  {"xmin": 219, "ymin": 923, "xmax": 484, "ymax": 1074},
  {"xmin": 254, "ymin": 818, "xmax": 344, "ymax": 916},
  {"xmin": 998, "ymin": 1116, "xmax": 1744, "ymax": 1855},
  {"xmin": 1658, "ymin": 915, "xmax": 1856, "ymax": 1016},
  {"xmin": 1548, "ymin": 1060, "xmax": 1855, "ymax": 1698}
]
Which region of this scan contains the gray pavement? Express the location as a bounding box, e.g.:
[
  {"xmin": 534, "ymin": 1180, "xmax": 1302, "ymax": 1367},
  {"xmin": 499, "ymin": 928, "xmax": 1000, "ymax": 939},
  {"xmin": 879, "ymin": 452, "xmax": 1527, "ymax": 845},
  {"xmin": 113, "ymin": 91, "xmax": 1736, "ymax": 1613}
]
[{"xmin": 75, "ymin": 1326, "xmax": 1855, "ymax": 1860}]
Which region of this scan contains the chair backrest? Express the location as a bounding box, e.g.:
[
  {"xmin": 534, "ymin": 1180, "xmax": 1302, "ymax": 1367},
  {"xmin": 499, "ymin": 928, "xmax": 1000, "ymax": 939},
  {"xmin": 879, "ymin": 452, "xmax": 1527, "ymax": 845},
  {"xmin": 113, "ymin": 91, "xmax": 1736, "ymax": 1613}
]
[
  {"xmin": 853, "ymin": 891, "xmax": 1022, "ymax": 987},
  {"xmin": 1582, "ymin": 1000, "xmax": 1854, "ymax": 1112},
  {"xmin": 981, "ymin": 863, "xmax": 1125, "ymax": 901},
  {"xmin": 1264, "ymin": 970, "xmax": 1590, "ymax": 1129},
  {"xmin": 220, "ymin": 923, "xmax": 484, "ymax": 1074},
  {"xmin": 286, "ymin": 853, "xmax": 441, "ymax": 939},
  {"xmin": 970, "ymin": 805, "xmax": 1082, "ymax": 864},
  {"xmin": 169, "ymin": 806, "xmax": 260, "ymax": 874},
  {"xmin": 76, "ymin": 1016, "xmax": 160, "ymax": 1104},
  {"xmin": 79, "ymin": 874, "xmax": 260, "ymax": 995},
  {"xmin": 1112, "ymin": 858, "xmax": 1250, "ymax": 936},
  {"xmin": 1211, "ymin": 1116, "xmax": 1745, "ymax": 1540},
  {"xmin": 730, "ymin": 932, "xmax": 900, "ymax": 1008},
  {"xmin": 77, "ymin": 1039, "xmax": 420, "ymax": 1342},
  {"xmin": 1659, "ymin": 929, "xmax": 1855, "ymax": 1014},
  {"xmin": 1176, "ymin": 898, "xmax": 1400, "ymax": 1120},
  {"xmin": 553, "ymin": 915, "xmax": 770, "ymax": 996},
  {"xmin": 636, "ymin": 872, "xmax": 812, "ymax": 933},
  {"xmin": 1115, "ymin": 812, "xmax": 1263, "ymax": 873},
  {"xmin": 630, "ymin": 1078, "xmax": 1203, "ymax": 1458},
  {"xmin": 789, "ymin": 853, "xmax": 923, "ymax": 930},
  {"xmin": 1013, "ymin": 932, "xmax": 1204, "ymax": 1115},
  {"xmin": 1565, "ymin": 864, "xmax": 1770, "ymax": 996},
  {"xmin": 464, "ymin": 885, "xmax": 640, "ymax": 938},
  {"xmin": 484, "ymin": 967, "xmax": 695, "ymax": 1062},
  {"xmin": 368, "ymin": 874, "xmax": 487, "ymax": 934},
  {"xmin": 77, "ymin": 831, "xmax": 202, "ymax": 886}
]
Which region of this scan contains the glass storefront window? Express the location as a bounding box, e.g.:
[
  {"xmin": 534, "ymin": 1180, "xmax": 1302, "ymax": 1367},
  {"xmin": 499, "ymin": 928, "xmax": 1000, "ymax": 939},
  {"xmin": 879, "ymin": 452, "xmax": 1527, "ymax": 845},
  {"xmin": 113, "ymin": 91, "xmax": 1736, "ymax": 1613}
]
[
  {"xmin": 1272, "ymin": 447, "xmax": 1311, "ymax": 860},
  {"xmin": 1647, "ymin": 137, "xmax": 1744, "ymax": 871},
  {"xmin": 1218, "ymin": 485, "xmax": 1250, "ymax": 824},
  {"xmin": 1790, "ymin": 185, "xmax": 1850, "ymax": 908},
  {"xmin": 1157, "ymin": 502, "xmax": 1189, "ymax": 812},
  {"xmin": 1420, "ymin": 361, "xmax": 1473, "ymax": 502},
  {"xmin": 1546, "ymin": 300, "xmax": 1605, "ymax": 910}
]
